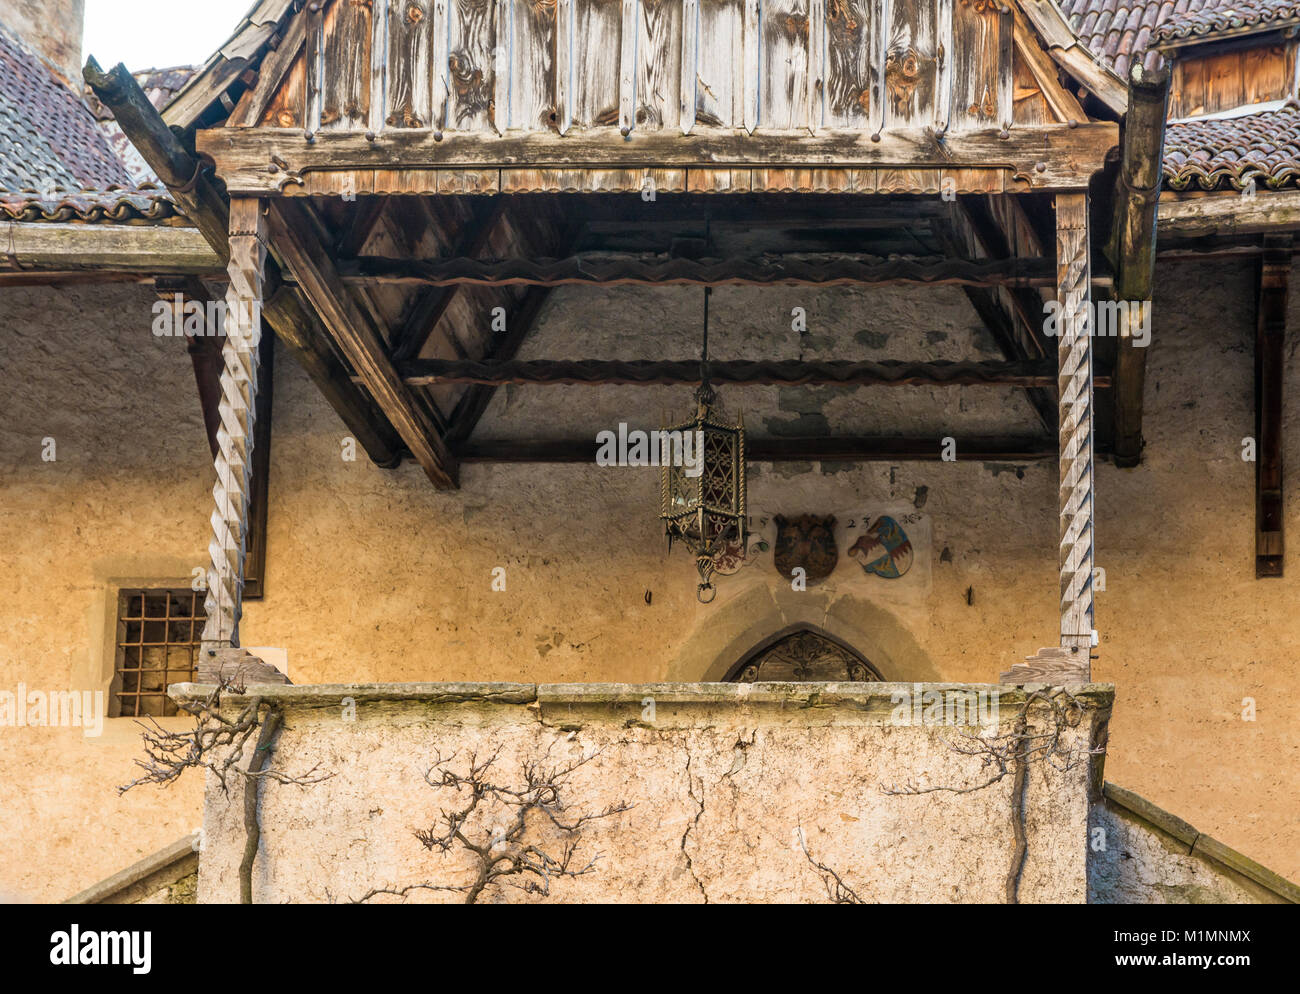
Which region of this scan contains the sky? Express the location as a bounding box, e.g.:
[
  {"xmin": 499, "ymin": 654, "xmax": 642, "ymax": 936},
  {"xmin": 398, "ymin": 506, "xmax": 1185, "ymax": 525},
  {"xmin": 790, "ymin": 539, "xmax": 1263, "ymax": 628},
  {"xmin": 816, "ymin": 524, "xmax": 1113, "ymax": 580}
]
[{"xmin": 84, "ymin": 0, "xmax": 253, "ymax": 70}]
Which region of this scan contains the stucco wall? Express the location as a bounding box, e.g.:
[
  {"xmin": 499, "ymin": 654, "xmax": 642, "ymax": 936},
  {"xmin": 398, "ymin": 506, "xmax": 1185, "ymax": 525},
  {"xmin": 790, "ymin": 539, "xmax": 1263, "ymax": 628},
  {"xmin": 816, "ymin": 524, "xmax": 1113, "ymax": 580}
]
[
  {"xmin": 191, "ymin": 682, "xmax": 1110, "ymax": 904},
  {"xmin": 1, "ymin": 253, "xmax": 1298, "ymax": 900}
]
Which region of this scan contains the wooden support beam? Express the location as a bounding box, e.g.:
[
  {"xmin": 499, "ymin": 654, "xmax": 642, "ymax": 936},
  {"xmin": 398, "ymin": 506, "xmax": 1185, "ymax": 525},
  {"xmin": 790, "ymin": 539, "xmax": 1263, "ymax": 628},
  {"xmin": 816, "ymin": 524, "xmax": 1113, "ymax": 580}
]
[
  {"xmin": 197, "ymin": 122, "xmax": 1120, "ymax": 195},
  {"xmin": 939, "ymin": 205, "xmax": 1056, "ymax": 432},
  {"xmin": 155, "ymin": 274, "xmax": 277, "ymax": 600},
  {"xmin": 1256, "ymin": 235, "xmax": 1290, "ymax": 578},
  {"xmin": 445, "ymin": 220, "xmax": 588, "ymax": 448},
  {"xmin": 957, "ymin": 197, "xmax": 1054, "ymax": 361},
  {"xmin": 1056, "ymin": 192, "xmax": 1095, "ymax": 672},
  {"xmin": 202, "ymin": 199, "xmax": 266, "ymax": 650},
  {"xmin": 338, "ymin": 255, "xmax": 1060, "ymax": 289},
  {"xmin": 261, "ymin": 286, "xmax": 404, "ymax": 467},
  {"xmin": 267, "ymin": 199, "xmax": 459, "ymax": 489},
  {"xmin": 1110, "ymin": 63, "xmax": 1170, "ymax": 468},
  {"xmin": 245, "ymin": 329, "xmax": 274, "ymax": 600},
  {"xmin": 459, "ymin": 436, "xmax": 1055, "ymax": 463},
  {"xmin": 84, "ymin": 58, "xmax": 404, "ymax": 470},
  {"xmin": 1, "ymin": 223, "xmax": 222, "ymax": 275},
  {"xmin": 1160, "ymin": 189, "xmax": 1300, "ymax": 240},
  {"xmin": 393, "ymin": 358, "xmax": 1112, "ymax": 388},
  {"xmin": 154, "ymin": 277, "xmax": 223, "ymax": 458}
]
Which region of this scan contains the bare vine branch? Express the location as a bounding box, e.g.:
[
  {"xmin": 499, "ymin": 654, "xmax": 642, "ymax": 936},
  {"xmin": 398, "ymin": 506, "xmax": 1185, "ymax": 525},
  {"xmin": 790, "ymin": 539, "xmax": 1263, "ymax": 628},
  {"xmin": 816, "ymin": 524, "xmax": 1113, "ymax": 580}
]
[{"xmin": 356, "ymin": 745, "xmax": 632, "ymax": 905}]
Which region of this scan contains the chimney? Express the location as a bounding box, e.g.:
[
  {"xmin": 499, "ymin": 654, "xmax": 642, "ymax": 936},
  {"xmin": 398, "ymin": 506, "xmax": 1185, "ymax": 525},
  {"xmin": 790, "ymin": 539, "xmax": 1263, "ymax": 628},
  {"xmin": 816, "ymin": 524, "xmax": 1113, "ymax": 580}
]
[{"xmin": 0, "ymin": 0, "xmax": 86, "ymax": 87}]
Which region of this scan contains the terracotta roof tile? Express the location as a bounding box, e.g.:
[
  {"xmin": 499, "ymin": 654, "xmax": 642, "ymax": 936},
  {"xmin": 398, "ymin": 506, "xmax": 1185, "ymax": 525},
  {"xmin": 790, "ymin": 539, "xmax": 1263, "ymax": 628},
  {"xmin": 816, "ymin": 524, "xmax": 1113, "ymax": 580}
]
[
  {"xmin": 0, "ymin": 27, "xmax": 130, "ymax": 194},
  {"xmin": 1154, "ymin": 0, "xmax": 1300, "ymax": 42},
  {"xmin": 1062, "ymin": 0, "xmax": 1300, "ymax": 75},
  {"xmin": 0, "ymin": 185, "xmax": 180, "ymax": 223},
  {"xmin": 1164, "ymin": 105, "xmax": 1300, "ymax": 189}
]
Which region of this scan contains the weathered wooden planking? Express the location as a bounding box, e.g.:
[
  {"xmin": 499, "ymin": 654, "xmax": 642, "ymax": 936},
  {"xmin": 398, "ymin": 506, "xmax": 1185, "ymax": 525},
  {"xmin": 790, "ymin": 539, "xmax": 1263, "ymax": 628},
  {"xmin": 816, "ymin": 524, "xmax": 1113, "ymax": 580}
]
[
  {"xmin": 822, "ymin": 0, "xmax": 879, "ymax": 130},
  {"xmin": 950, "ymin": 0, "xmax": 1001, "ymax": 132},
  {"xmin": 238, "ymin": 11, "xmax": 308, "ymax": 129},
  {"xmin": 321, "ymin": 0, "xmax": 373, "ymax": 130},
  {"xmin": 761, "ymin": 0, "xmax": 811, "ymax": 130},
  {"xmin": 259, "ymin": 43, "xmax": 308, "ymax": 129},
  {"xmin": 884, "ymin": 0, "xmax": 938, "ymax": 129},
  {"xmin": 1012, "ymin": 52, "xmax": 1050, "ymax": 126},
  {"xmin": 503, "ymin": 0, "xmax": 558, "ymax": 130},
  {"xmin": 387, "ymin": 0, "xmax": 435, "ymax": 128},
  {"xmin": 696, "ymin": 0, "xmax": 745, "ymax": 128},
  {"xmin": 305, "ymin": 2, "xmax": 326, "ymax": 132},
  {"xmin": 636, "ymin": 0, "xmax": 684, "ymax": 130},
  {"xmin": 447, "ymin": 0, "xmax": 497, "ymax": 130},
  {"xmin": 573, "ymin": 0, "xmax": 623, "ymax": 127}
]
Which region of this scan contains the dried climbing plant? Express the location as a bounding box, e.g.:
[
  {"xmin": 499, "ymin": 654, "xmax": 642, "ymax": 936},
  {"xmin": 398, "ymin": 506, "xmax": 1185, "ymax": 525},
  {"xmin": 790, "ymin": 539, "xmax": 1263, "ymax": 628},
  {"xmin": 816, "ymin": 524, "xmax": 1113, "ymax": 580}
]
[
  {"xmin": 120, "ymin": 675, "xmax": 331, "ymax": 903},
  {"xmin": 801, "ymin": 689, "xmax": 1103, "ymax": 904},
  {"xmin": 356, "ymin": 746, "xmax": 632, "ymax": 905}
]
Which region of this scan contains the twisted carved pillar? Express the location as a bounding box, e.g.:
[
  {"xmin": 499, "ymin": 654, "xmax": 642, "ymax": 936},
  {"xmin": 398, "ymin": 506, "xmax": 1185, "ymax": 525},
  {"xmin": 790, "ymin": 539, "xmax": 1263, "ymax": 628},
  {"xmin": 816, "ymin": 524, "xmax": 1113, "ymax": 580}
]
[
  {"xmin": 1056, "ymin": 192, "xmax": 1095, "ymax": 667},
  {"xmin": 202, "ymin": 199, "xmax": 267, "ymax": 650}
]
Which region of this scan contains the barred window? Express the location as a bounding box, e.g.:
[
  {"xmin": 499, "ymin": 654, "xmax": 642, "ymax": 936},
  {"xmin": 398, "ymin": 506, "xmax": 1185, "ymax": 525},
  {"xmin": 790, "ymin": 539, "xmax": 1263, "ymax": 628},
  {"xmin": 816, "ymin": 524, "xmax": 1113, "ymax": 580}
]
[{"xmin": 113, "ymin": 589, "xmax": 205, "ymax": 718}]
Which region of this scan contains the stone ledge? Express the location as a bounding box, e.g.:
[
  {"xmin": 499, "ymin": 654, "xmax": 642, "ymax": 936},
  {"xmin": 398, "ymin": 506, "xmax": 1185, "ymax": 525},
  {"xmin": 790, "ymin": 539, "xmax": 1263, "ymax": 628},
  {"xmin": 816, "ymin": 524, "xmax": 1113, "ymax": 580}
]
[
  {"xmin": 1103, "ymin": 782, "xmax": 1300, "ymax": 903},
  {"xmin": 171, "ymin": 680, "xmax": 1114, "ymax": 716},
  {"xmin": 170, "ymin": 681, "xmax": 539, "ymax": 707},
  {"xmin": 65, "ymin": 833, "xmax": 199, "ymax": 905}
]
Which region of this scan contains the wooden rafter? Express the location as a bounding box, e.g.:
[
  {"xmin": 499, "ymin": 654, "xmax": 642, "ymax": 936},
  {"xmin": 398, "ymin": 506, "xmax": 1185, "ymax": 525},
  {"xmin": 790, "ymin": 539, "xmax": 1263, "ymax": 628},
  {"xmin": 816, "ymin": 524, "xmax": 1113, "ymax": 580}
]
[
  {"xmin": 1256, "ymin": 235, "xmax": 1291, "ymax": 578},
  {"xmin": 460, "ymin": 436, "xmax": 1055, "ymax": 464},
  {"xmin": 267, "ymin": 199, "xmax": 459, "ymax": 489},
  {"xmin": 339, "ymin": 255, "xmax": 1062, "ymax": 289},
  {"xmin": 391, "ymin": 358, "xmax": 1112, "ymax": 389},
  {"xmin": 390, "ymin": 198, "xmax": 507, "ymax": 363},
  {"xmin": 1110, "ymin": 63, "xmax": 1171, "ymax": 469},
  {"xmin": 84, "ymin": 59, "xmax": 405, "ymax": 470},
  {"xmin": 444, "ymin": 220, "xmax": 586, "ymax": 449},
  {"xmin": 939, "ymin": 205, "xmax": 1056, "ymax": 432}
]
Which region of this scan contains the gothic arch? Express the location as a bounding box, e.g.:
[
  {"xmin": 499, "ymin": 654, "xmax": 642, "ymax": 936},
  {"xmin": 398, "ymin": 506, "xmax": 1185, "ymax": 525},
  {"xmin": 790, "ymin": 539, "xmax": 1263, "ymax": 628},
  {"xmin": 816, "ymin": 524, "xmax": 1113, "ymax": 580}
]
[{"xmin": 723, "ymin": 625, "xmax": 883, "ymax": 683}]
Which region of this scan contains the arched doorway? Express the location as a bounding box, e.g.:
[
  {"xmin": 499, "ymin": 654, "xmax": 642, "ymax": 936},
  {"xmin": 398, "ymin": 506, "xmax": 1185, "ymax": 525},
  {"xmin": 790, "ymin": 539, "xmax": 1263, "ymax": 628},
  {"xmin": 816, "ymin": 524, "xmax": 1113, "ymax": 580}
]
[{"xmin": 723, "ymin": 626, "xmax": 883, "ymax": 683}]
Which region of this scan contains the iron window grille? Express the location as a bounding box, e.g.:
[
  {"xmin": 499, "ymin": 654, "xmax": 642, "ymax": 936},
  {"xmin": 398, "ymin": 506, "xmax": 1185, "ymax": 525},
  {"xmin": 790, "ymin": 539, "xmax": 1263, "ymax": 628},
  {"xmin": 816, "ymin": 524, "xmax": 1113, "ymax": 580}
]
[{"xmin": 113, "ymin": 588, "xmax": 205, "ymax": 718}]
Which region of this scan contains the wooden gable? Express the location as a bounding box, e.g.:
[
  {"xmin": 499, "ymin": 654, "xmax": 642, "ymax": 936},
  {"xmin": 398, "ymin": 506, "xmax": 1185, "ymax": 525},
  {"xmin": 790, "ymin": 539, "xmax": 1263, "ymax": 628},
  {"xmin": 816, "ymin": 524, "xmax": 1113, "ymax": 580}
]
[{"xmin": 200, "ymin": 0, "xmax": 1118, "ymax": 195}]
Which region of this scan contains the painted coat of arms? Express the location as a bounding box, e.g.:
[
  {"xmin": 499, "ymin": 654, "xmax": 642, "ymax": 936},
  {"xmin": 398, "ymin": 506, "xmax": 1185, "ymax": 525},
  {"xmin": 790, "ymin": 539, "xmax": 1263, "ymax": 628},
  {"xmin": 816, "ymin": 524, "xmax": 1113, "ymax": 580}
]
[
  {"xmin": 773, "ymin": 514, "xmax": 839, "ymax": 586},
  {"xmin": 848, "ymin": 515, "xmax": 914, "ymax": 579}
]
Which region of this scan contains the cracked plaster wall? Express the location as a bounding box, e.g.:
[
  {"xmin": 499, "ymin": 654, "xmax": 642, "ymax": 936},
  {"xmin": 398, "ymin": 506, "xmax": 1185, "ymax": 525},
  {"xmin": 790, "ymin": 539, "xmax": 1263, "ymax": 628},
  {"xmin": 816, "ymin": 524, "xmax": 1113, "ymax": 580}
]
[{"xmin": 195, "ymin": 685, "xmax": 1108, "ymax": 904}]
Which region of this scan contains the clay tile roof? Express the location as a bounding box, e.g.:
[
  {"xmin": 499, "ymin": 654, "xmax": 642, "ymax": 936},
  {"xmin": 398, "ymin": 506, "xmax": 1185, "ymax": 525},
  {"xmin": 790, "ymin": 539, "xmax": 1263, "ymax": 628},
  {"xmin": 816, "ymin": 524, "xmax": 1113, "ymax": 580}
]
[
  {"xmin": 1153, "ymin": 0, "xmax": 1300, "ymax": 42},
  {"xmin": 0, "ymin": 26, "xmax": 188, "ymax": 223},
  {"xmin": 0, "ymin": 185, "xmax": 181, "ymax": 224},
  {"xmin": 1058, "ymin": 0, "xmax": 1173, "ymax": 76},
  {"xmin": 0, "ymin": 27, "xmax": 131, "ymax": 194},
  {"xmin": 1061, "ymin": 1, "xmax": 1300, "ymax": 75},
  {"xmin": 1163, "ymin": 104, "xmax": 1300, "ymax": 189}
]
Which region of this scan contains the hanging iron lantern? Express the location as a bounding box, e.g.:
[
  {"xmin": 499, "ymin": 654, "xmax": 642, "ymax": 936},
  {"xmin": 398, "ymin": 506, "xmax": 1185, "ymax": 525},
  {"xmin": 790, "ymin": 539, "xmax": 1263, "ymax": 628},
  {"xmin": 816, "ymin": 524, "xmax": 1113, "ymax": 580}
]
[{"xmin": 661, "ymin": 289, "xmax": 747, "ymax": 603}]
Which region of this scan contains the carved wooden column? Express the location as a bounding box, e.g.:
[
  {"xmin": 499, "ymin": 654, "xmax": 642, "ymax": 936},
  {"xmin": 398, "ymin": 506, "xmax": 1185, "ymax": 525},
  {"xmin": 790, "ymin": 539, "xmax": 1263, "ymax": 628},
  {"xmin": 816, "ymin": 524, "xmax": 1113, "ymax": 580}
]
[
  {"xmin": 1056, "ymin": 192, "xmax": 1095, "ymax": 669},
  {"xmin": 1001, "ymin": 192, "xmax": 1095, "ymax": 686},
  {"xmin": 202, "ymin": 199, "xmax": 267, "ymax": 652}
]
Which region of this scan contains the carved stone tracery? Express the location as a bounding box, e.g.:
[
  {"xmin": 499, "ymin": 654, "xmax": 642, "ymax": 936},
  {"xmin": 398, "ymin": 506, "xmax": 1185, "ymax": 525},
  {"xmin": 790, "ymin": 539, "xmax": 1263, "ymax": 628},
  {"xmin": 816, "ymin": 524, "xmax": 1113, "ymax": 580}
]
[{"xmin": 727, "ymin": 629, "xmax": 881, "ymax": 683}]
